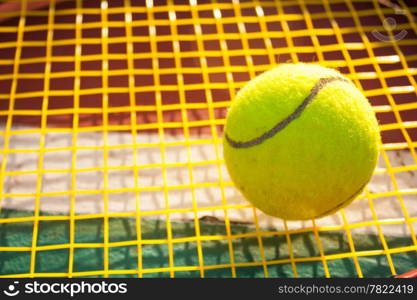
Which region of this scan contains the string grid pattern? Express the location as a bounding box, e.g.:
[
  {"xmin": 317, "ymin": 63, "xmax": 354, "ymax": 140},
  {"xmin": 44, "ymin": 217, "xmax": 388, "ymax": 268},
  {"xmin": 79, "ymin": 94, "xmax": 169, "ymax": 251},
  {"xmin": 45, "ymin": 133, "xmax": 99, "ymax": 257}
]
[{"xmin": 0, "ymin": 0, "xmax": 416, "ymax": 278}]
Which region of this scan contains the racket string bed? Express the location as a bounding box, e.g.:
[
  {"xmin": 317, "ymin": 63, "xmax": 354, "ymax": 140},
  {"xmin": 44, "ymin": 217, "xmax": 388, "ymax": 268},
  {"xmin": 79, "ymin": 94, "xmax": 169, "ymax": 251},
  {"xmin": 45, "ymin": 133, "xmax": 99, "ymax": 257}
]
[{"xmin": 0, "ymin": 0, "xmax": 416, "ymax": 278}]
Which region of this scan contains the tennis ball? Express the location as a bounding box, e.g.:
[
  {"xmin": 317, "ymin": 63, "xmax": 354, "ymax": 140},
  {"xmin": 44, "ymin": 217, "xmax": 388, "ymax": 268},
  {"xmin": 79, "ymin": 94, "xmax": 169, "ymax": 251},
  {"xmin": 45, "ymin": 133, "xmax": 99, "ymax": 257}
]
[{"xmin": 223, "ymin": 63, "xmax": 380, "ymax": 220}]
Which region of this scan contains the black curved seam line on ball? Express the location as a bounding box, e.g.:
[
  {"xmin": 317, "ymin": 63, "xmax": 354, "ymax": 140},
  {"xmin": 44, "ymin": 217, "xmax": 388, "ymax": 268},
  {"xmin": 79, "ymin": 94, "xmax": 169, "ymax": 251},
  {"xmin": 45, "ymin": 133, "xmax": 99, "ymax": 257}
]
[
  {"xmin": 225, "ymin": 76, "xmax": 350, "ymax": 149},
  {"xmin": 314, "ymin": 181, "xmax": 368, "ymax": 219}
]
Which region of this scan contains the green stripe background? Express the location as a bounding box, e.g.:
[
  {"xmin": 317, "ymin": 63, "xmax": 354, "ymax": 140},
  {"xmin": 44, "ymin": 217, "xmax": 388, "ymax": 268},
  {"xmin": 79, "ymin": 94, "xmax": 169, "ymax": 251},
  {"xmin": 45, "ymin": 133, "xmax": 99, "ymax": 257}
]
[{"xmin": 1, "ymin": 210, "xmax": 416, "ymax": 277}]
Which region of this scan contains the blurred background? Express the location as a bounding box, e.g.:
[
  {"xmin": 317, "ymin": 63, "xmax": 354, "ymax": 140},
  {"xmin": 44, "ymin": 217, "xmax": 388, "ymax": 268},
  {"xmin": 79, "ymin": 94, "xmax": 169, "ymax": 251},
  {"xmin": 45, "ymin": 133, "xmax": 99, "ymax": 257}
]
[{"xmin": 0, "ymin": 0, "xmax": 416, "ymax": 278}]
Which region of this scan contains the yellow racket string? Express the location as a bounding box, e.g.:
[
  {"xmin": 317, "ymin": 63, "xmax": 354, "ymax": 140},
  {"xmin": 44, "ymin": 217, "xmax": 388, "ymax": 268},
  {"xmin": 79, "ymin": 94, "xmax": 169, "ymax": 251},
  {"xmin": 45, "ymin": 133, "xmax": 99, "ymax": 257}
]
[{"xmin": 0, "ymin": 0, "xmax": 416, "ymax": 278}]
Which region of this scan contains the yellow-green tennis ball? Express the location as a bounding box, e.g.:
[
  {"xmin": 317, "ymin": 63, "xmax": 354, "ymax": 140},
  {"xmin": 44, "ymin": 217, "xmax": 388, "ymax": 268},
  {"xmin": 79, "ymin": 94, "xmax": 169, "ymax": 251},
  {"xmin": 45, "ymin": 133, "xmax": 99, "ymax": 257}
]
[{"xmin": 223, "ymin": 63, "xmax": 380, "ymax": 220}]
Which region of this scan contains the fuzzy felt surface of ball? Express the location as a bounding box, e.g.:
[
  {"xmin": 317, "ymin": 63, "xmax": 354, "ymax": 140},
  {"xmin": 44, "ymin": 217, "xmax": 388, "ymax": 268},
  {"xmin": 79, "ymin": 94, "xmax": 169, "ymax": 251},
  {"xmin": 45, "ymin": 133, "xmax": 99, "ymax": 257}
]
[{"xmin": 223, "ymin": 63, "xmax": 380, "ymax": 220}]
